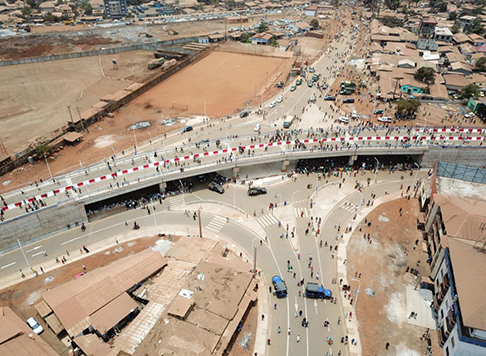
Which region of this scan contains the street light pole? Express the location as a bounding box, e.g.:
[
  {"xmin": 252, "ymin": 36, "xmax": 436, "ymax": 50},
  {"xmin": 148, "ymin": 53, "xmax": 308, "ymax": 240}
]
[
  {"xmin": 373, "ymin": 157, "xmax": 380, "ymax": 183},
  {"xmin": 133, "ymin": 127, "xmax": 138, "ymax": 154},
  {"xmin": 178, "ymin": 179, "xmax": 185, "ymax": 207},
  {"xmin": 251, "ymin": 237, "xmax": 260, "ymax": 275},
  {"xmin": 17, "ymin": 239, "xmax": 32, "ymax": 274},
  {"xmin": 351, "ymin": 277, "xmax": 361, "ymax": 316},
  {"xmin": 198, "ymin": 207, "xmax": 203, "ymax": 238}
]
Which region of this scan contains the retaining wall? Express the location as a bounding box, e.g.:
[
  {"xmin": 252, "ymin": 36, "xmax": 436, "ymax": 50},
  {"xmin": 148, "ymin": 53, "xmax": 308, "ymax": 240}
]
[
  {"xmin": 0, "ymin": 36, "xmax": 199, "ymax": 67},
  {"xmin": 0, "ymin": 200, "xmax": 87, "ymax": 254},
  {"xmin": 420, "ymin": 146, "xmax": 486, "ymax": 168}
]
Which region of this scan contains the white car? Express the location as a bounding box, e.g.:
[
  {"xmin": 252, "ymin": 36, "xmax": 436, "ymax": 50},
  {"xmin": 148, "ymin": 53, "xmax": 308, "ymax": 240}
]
[
  {"xmin": 377, "ymin": 116, "xmax": 392, "ymax": 123},
  {"xmin": 464, "ymin": 112, "xmax": 474, "ymax": 118},
  {"xmin": 269, "ymin": 101, "xmax": 277, "ymax": 108},
  {"xmin": 276, "ymin": 96, "xmax": 283, "ymax": 103},
  {"xmin": 26, "ymin": 317, "xmax": 44, "ymax": 335},
  {"xmin": 338, "ymin": 117, "xmax": 349, "ymax": 123},
  {"xmin": 254, "ymin": 123, "xmax": 261, "ymax": 132}
]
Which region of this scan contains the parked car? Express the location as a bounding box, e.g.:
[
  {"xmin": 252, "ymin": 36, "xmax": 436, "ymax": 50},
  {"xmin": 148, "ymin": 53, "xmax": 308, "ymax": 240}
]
[
  {"xmin": 290, "ymin": 85, "xmax": 297, "ymax": 92},
  {"xmin": 324, "ymin": 95, "xmax": 336, "ymax": 101},
  {"xmin": 254, "ymin": 123, "xmax": 261, "ymax": 132},
  {"xmin": 181, "ymin": 125, "xmax": 193, "ymax": 133},
  {"xmin": 338, "ymin": 117, "xmax": 349, "ymax": 123},
  {"xmin": 373, "ymin": 109, "xmax": 384, "ymax": 115},
  {"xmin": 277, "ymin": 96, "xmax": 283, "ymax": 103},
  {"xmin": 377, "ymin": 116, "xmax": 392, "ymax": 123},
  {"xmin": 208, "ymin": 182, "xmax": 224, "ymax": 194},
  {"xmin": 248, "ymin": 186, "xmax": 267, "ymax": 196},
  {"xmin": 296, "ymin": 78, "xmax": 302, "ymax": 86},
  {"xmin": 307, "ymin": 81, "xmax": 314, "ymax": 88},
  {"xmin": 239, "ymin": 110, "xmax": 249, "ymax": 118},
  {"xmin": 26, "ymin": 317, "xmax": 44, "ymax": 335},
  {"xmin": 269, "ymin": 101, "xmax": 277, "ymax": 108},
  {"xmin": 321, "ymin": 83, "xmax": 328, "ymax": 89},
  {"xmin": 309, "ymin": 67, "xmax": 315, "ymax": 73},
  {"xmin": 465, "ymin": 112, "xmax": 474, "ymax": 118},
  {"xmin": 342, "ymin": 98, "xmax": 355, "ymax": 104}
]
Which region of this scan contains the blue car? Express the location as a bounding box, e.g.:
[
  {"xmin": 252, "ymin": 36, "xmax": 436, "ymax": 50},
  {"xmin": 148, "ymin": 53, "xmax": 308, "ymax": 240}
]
[
  {"xmin": 324, "ymin": 95, "xmax": 336, "ymax": 101},
  {"xmin": 181, "ymin": 125, "xmax": 193, "ymax": 133},
  {"xmin": 272, "ymin": 275, "xmax": 288, "ymax": 298}
]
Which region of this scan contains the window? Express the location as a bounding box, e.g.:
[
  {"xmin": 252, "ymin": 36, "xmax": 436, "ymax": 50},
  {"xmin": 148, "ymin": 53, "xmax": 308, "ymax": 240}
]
[
  {"xmin": 446, "ymin": 346, "xmax": 449, "ymax": 356},
  {"xmin": 441, "ymin": 309, "xmax": 444, "ymax": 319},
  {"xmin": 451, "ymin": 337, "xmax": 455, "ymax": 349}
]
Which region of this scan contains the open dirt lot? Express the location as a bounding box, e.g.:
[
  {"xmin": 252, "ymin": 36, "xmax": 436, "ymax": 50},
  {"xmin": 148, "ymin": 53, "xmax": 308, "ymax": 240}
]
[
  {"xmin": 346, "ymin": 196, "xmax": 440, "ymax": 356},
  {"xmin": 129, "ymin": 51, "xmax": 293, "ymax": 117},
  {"xmin": 0, "ymin": 50, "xmax": 154, "ymax": 153}
]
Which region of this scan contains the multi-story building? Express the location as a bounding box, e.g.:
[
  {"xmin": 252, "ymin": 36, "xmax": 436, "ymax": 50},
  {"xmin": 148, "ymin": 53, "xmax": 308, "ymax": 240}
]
[
  {"xmin": 424, "ymin": 194, "xmax": 486, "ymax": 356},
  {"xmin": 419, "ymin": 17, "xmax": 438, "ymax": 38},
  {"xmin": 434, "ymin": 27, "xmax": 453, "ymax": 43},
  {"xmin": 103, "ymin": 0, "xmax": 127, "ymax": 18}
]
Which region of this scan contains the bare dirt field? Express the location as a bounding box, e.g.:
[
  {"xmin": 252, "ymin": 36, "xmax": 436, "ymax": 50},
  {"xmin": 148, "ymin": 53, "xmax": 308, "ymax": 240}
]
[
  {"xmin": 129, "ymin": 51, "xmax": 293, "ymax": 117},
  {"xmin": 346, "ymin": 197, "xmax": 440, "ymax": 356},
  {"xmin": 0, "ymin": 50, "xmax": 154, "ymax": 153}
]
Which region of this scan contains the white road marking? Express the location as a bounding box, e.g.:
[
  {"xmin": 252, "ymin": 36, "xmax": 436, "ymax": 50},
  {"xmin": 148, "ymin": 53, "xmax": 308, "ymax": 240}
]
[
  {"xmin": 25, "ymin": 245, "xmax": 42, "ymax": 253},
  {"xmin": 314, "ymin": 299, "xmax": 319, "ymax": 315},
  {"xmin": 1, "ymin": 262, "xmax": 16, "ymax": 269},
  {"xmin": 31, "ymin": 251, "xmax": 44, "ymax": 257}
]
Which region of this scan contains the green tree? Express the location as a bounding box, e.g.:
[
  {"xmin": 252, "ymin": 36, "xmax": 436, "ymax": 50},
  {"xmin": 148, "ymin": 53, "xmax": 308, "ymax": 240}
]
[
  {"xmin": 470, "ymin": 17, "xmax": 485, "ymax": 35},
  {"xmin": 414, "ymin": 67, "xmax": 435, "ymax": 85},
  {"xmin": 268, "ymin": 35, "xmax": 278, "ymax": 47},
  {"xmin": 448, "ymin": 11, "xmax": 457, "ymax": 21},
  {"xmin": 257, "ymin": 22, "xmax": 268, "ymax": 33},
  {"xmin": 476, "ymin": 57, "xmax": 486, "ymax": 70},
  {"xmin": 460, "ymin": 84, "xmax": 480, "ymax": 99},
  {"xmin": 81, "ymin": 1, "xmax": 92, "ymax": 15},
  {"xmin": 30, "ymin": 137, "xmax": 51, "ymax": 158},
  {"xmin": 396, "ymin": 99, "xmax": 421, "ymax": 117},
  {"xmin": 380, "ymin": 16, "xmax": 404, "ymax": 28},
  {"xmin": 240, "ymin": 32, "xmax": 250, "ymax": 43},
  {"xmin": 44, "ymin": 12, "xmax": 59, "ymax": 22},
  {"xmin": 21, "ymin": 6, "xmax": 31, "ymax": 17},
  {"xmin": 310, "ymin": 18, "xmax": 319, "ymax": 29},
  {"xmin": 384, "ymin": 0, "xmax": 399, "ymax": 10},
  {"xmin": 26, "ymin": 0, "xmax": 37, "ymax": 8},
  {"xmin": 436, "ymin": 2, "xmax": 447, "ymax": 12}
]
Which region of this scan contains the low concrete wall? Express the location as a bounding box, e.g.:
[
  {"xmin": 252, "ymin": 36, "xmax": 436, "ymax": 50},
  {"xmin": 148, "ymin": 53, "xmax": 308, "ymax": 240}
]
[
  {"xmin": 0, "ymin": 37, "xmax": 199, "ymax": 67},
  {"xmin": 0, "ymin": 200, "xmax": 87, "ymax": 254},
  {"xmin": 420, "ymin": 146, "xmax": 486, "ymax": 168}
]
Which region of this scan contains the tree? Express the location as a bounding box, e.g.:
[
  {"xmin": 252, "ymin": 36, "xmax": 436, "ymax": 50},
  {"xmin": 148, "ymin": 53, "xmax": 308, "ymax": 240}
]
[
  {"xmin": 310, "ymin": 18, "xmax": 319, "ymax": 29},
  {"xmin": 257, "ymin": 22, "xmax": 268, "ymax": 33},
  {"xmin": 21, "ymin": 6, "xmax": 31, "ymax": 17},
  {"xmin": 380, "ymin": 16, "xmax": 404, "ymax": 28},
  {"xmin": 448, "ymin": 11, "xmax": 457, "ymax": 21},
  {"xmin": 414, "ymin": 67, "xmax": 435, "ymax": 85},
  {"xmin": 460, "ymin": 84, "xmax": 480, "ymax": 99},
  {"xmin": 396, "ymin": 99, "xmax": 421, "ymax": 118},
  {"xmin": 26, "ymin": 0, "xmax": 37, "ymax": 8},
  {"xmin": 476, "ymin": 57, "xmax": 486, "ymax": 70},
  {"xmin": 81, "ymin": 1, "xmax": 92, "ymax": 15},
  {"xmin": 470, "ymin": 17, "xmax": 485, "ymax": 35},
  {"xmin": 30, "ymin": 137, "xmax": 51, "ymax": 158},
  {"xmin": 436, "ymin": 2, "xmax": 447, "ymax": 12},
  {"xmin": 44, "ymin": 12, "xmax": 59, "ymax": 23},
  {"xmin": 268, "ymin": 35, "xmax": 278, "ymax": 47},
  {"xmin": 240, "ymin": 32, "xmax": 250, "ymax": 43},
  {"xmin": 384, "ymin": 0, "xmax": 399, "ymax": 10},
  {"xmin": 451, "ymin": 23, "xmax": 460, "ymax": 33}
]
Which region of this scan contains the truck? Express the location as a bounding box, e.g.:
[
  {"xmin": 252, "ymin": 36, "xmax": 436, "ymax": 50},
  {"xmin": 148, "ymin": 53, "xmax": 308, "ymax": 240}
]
[
  {"xmin": 305, "ymin": 282, "xmax": 332, "ymax": 299},
  {"xmin": 272, "ymin": 275, "xmax": 288, "ymax": 298},
  {"xmin": 340, "ymin": 81, "xmax": 356, "ymax": 95},
  {"xmin": 283, "ymin": 115, "xmax": 295, "ymax": 129},
  {"xmin": 147, "ymin": 58, "xmax": 165, "ymax": 70}
]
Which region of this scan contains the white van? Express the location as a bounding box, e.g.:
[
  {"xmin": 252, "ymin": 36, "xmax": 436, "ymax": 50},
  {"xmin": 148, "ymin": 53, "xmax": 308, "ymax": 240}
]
[
  {"xmin": 338, "ymin": 117, "xmax": 349, "ymax": 124},
  {"xmin": 351, "ymin": 110, "xmax": 357, "ymax": 119}
]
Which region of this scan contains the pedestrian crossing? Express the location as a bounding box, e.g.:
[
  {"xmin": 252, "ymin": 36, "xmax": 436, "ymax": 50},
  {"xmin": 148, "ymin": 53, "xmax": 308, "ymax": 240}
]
[
  {"xmin": 169, "ymin": 195, "xmax": 185, "ymax": 210},
  {"xmin": 207, "ymin": 215, "xmax": 227, "ymax": 232},
  {"xmin": 294, "ymin": 207, "xmax": 310, "ymax": 218},
  {"xmin": 257, "ymin": 214, "xmax": 279, "ymax": 227},
  {"xmin": 339, "ymin": 201, "xmax": 357, "ymax": 212}
]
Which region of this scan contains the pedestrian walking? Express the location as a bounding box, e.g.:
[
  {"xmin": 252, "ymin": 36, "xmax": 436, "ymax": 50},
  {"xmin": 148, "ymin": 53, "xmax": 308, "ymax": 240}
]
[
  {"xmin": 116, "ymin": 238, "xmax": 119, "ymax": 244},
  {"xmin": 82, "ymin": 264, "xmax": 86, "ymax": 271},
  {"xmin": 386, "ymin": 342, "xmax": 390, "ymax": 349},
  {"xmin": 40, "ymin": 267, "xmax": 44, "ymax": 273},
  {"xmin": 297, "ymin": 335, "xmax": 301, "ymax": 342},
  {"xmin": 261, "ymin": 314, "xmax": 265, "ymax": 321},
  {"xmin": 267, "ymin": 338, "xmax": 271, "ymax": 346},
  {"xmin": 274, "ymin": 303, "xmax": 277, "ymax": 310},
  {"xmin": 288, "ymin": 327, "xmax": 291, "ymax": 335}
]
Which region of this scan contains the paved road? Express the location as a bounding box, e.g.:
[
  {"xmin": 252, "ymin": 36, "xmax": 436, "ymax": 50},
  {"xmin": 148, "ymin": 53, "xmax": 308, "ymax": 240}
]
[{"xmin": 0, "ymin": 168, "xmax": 426, "ymax": 356}]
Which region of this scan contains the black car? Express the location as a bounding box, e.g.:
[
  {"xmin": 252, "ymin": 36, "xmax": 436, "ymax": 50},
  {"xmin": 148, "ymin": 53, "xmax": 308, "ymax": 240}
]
[
  {"xmin": 342, "ymin": 98, "xmax": 355, "ymax": 104},
  {"xmin": 208, "ymin": 182, "xmax": 225, "ymax": 194},
  {"xmin": 248, "ymin": 187, "xmax": 267, "ymax": 196},
  {"xmin": 181, "ymin": 125, "xmax": 193, "ymax": 133},
  {"xmin": 239, "ymin": 111, "xmax": 249, "ymax": 118},
  {"xmin": 324, "ymin": 95, "xmax": 336, "ymax": 101},
  {"xmin": 373, "ymin": 109, "xmax": 384, "ymax": 115}
]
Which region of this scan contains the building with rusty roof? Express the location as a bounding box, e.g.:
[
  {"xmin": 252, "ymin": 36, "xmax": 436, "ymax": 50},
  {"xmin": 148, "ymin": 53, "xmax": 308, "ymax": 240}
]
[{"xmin": 423, "ymin": 191, "xmax": 486, "ymax": 356}]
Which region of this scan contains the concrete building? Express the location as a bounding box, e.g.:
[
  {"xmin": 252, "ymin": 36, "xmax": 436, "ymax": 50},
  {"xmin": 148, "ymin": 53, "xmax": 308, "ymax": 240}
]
[
  {"xmin": 460, "ymin": 15, "xmax": 476, "ymax": 32},
  {"xmin": 305, "ymin": 4, "xmax": 317, "ymax": 17},
  {"xmin": 419, "ymin": 17, "xmax": 438, "ymax": 38},
  {"xmin": 424, "ymin": 193, "xmax": 486, "ymax": 356},
  {"xmin": 103, "ymin": 0, "xmax": 127, "ymax": 18},
  {"xmin": 434, "ymin": 27, "xmax": 453, "ymax": 43}
]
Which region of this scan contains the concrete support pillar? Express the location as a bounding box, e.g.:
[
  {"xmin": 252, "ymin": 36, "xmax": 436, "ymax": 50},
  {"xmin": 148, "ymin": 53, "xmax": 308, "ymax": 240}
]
[
  {"xmin": 232, "ymin": 167, "xmax": 240, "ymax": 179},
  {"xmin": 158, "ymin": 182, "xmax": 167, "ymax": 194},
  {"xmin": 281, "ymin": 160, "xmax": 289, "ymax": 172},
  {"xmin": 348, "ymin": 155, "xmax": 358, "ymax": 166}
]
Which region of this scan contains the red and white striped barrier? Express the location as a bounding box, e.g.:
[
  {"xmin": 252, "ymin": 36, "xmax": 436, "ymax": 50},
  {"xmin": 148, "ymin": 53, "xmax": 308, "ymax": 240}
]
[{"xmin": 2, "ymin": 135, "xmax": 485, "ymax": 213}]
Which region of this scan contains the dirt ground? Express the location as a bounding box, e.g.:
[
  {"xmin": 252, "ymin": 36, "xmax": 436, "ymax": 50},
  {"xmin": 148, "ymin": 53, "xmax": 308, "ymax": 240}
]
[
  {"xmin": 346, "ymin": 197, "xmax": 439, "ymax": 356},
  {"xmin": 0, "ymin": 234, "xmax": 161, "ymax": 355},
  {"xmin": 129, "ymin": 51, "xmax": 293, "ymax": 117},
  {"xmin": 0, "ymin": 50, "xmax": 154, "ymax": 153}
]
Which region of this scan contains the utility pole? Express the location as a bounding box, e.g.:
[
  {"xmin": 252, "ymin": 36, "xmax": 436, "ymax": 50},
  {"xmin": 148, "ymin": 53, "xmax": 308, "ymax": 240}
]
[
  {"xmin": 76, "ymin": 106, "xmax": 88, "ymax": 133},
  {"xmin": 67, "ymin": 105, "xmax": 74, "ymax": 125},
  {"xmin": 17, "ymin": 239, "xmax": 32, "ymax": 273},
  {"xmin": 198, "ymin": 207, "xmax": 203, "ymax": 238}
]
